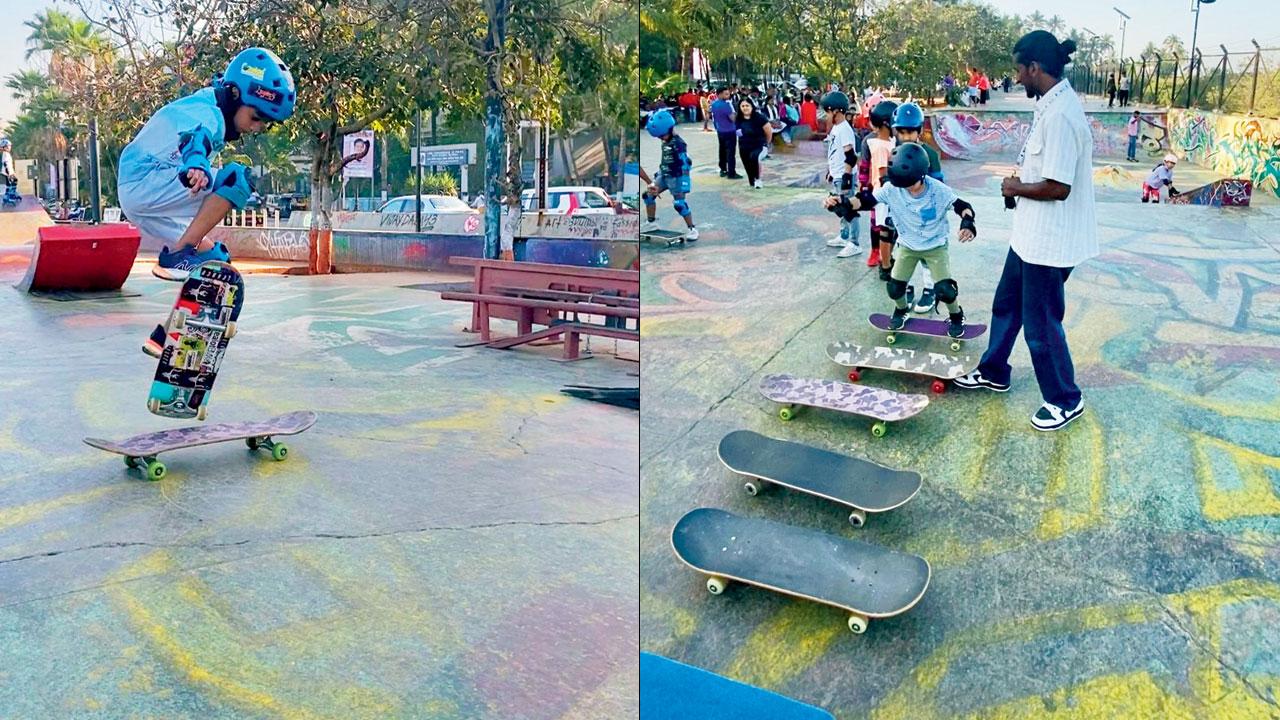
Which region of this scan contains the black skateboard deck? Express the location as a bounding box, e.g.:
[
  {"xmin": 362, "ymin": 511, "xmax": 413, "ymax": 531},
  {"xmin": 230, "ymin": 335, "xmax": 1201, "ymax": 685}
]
[
  {"xmin": 671, "ymin": 508, "xmax": 930, "ymax": 634},
  {"xmin": 641, "ymin": 229, "xmax": 689, "ymax": 247},
  {"xmin": 869, "ymin": 312, "xmax": 987, "ymax": 352},
  {"xmin": 717, "ymin": 430, "xmax": 922, "ymax": 527}
]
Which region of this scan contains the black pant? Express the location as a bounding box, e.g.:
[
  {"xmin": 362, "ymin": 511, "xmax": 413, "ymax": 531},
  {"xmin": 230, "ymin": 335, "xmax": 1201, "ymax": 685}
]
[
  {"xmin": 717, "ymin": 131, "xmax": 737, "ymax": 174},
  {"xmin": 1118, "ymin": 90, "xmax": 1129, "ymax": 106},
  {"xmin": 740, "ymin": 146, "xmax": 762, "ymax": 184},
  {"xmin": 1107, "ymin": 90, "xmax": 1115, "ymax": 107}
]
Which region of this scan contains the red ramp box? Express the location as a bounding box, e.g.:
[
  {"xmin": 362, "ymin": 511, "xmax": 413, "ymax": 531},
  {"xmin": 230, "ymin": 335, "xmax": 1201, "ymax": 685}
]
[{"xmin": 17, "ymin": 223, "xmax": 141, "ymax": 292}]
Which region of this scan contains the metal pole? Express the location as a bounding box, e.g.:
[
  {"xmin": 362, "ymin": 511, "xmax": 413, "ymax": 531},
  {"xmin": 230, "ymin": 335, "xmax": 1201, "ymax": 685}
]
[
  {"xmin": 88, "ymin": 116, "xmax": 101, "ymax": 223},
  {"xmin": 1250, "ymin": 39, "xmax": 1261, "ymax": 113},
  {"xmin": 414, "ymin": 108, "xmax": 422, "ymax": 233},
  {"xmin": 1153, "ymin": 53, "xmax": 1163, "ymax": 105},
  {"xmin": 1218, "ymin": 46, "xmax": 1228, "ymax": 110},
  {"xmin": 1186, "ymin": 0, "xmax": 1201, "ymax": 107},
  {"xmin": 1171, "ymin": 54, "xmax": 1180, "ymax": 106}
]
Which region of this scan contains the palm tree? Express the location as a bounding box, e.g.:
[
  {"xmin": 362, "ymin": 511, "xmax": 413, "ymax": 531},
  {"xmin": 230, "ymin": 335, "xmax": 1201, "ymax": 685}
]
[
  {"xmin": 1161, "ymin": 34, "xmax": 1187, "ymax": 60},
  {"xmin": 1025, "ymin": 11, "xmax": 1047, "ymax": 32},
  {"xmin": 4, "ymin": 70, "xmax": 48, "ymax": 105},
  {"xmin": 1048, "ymin": 15, "xmax": 1066, "ymax": 36}
]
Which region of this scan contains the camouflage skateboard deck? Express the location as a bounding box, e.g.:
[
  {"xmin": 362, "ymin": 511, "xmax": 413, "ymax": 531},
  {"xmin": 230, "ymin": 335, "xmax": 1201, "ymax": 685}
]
[
  {"xmin": 827, "ymin": 341, "xmax": 974, "ymax": 394},
  {"xmin": 84, "ymin": 411, "xmax": 317, "ymax": 481},
  {"xmin": 869, "ymin": 312, "xmax": 987, "ymax": 352},
  {"xmin": 641, "ymin": 229, "xmax": 689, "ymax": 247},
  {"xmin": 671, "ymin": 508, "xmax": 931, "ymax": 634},
  {"xmin": 718, "ymin": 430, "xmax": 922, "ymax": 527},
  {"xmin": 758, "ymin": 373, "xmax": 928, "ymax": 437},
  {"xmin": 148, "ymin": 261, "xmax": 244, "ymax": 421}
]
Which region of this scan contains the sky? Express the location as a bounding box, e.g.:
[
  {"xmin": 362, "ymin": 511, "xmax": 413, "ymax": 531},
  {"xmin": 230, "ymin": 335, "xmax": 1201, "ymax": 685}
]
[{"xmin": 4, "ymin": 0, "xmax": 1278, "ymax": 130}]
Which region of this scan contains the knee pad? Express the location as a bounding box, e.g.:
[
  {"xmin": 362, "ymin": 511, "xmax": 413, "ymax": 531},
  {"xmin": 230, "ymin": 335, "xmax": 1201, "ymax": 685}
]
[
  {"xmin": 934, "ymin": 278, "xmax": 959, "ymax": 304},
  {"xmin": 886, "ymin": 278, "xmax": 909, "ymax": 300},
  {"xmin": 875, "ymin": 225, "xmax": 898, "ymax": 247},
  {"xmin": 212, "ymin": 162, "xmax": 255, "ymax": 209},
  {"xmin": 643, "ymin": 193, "xmax": 657, "ymax": 208},
  {"xmin": 673, "ymin": 198, "xmax": 691, "ymax": 217}
]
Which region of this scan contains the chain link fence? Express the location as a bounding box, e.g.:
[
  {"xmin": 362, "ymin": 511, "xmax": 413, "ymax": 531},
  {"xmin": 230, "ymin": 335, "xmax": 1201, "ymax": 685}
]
[{"xmin": 1068, "ymin": 45, "xmax": 1280, "ymax": 117}]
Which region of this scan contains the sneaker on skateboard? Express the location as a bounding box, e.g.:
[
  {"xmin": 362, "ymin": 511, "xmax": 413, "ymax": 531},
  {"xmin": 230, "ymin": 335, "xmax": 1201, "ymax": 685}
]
[{"xmin": 869, "ymin": 312, "xmax": 987, "ymax": 352}]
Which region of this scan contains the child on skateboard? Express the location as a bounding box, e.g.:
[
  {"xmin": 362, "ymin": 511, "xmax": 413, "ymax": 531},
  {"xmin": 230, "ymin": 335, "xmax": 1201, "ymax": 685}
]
[
  {"xmin": 641, "ymin": 109, "xmax": 699, "ymax": 241},
  {"xmin": 860, "ymin": 100, "xmax": 897, "ymax": 272},
  {"xmin": 820, "ymin": 91, "xmax": 863, "ymax": 258},
  {"xmin": 119, "ymin": 47, "xmax": 295, "ymax": 357},
  {"xmin": 826, "ymin": 142, "xmax": 977, "ymax": 338},
  {"xmin": 890, "ymin": 103, "xmax": 945, "ymax": 313},
  {"xmin": 1141, "ymin": 154, "xmax": 1180, "ymax": 203}
]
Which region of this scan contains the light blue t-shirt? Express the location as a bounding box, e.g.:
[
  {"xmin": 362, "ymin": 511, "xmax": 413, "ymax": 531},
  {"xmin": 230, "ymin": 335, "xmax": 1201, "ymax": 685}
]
[
  {"xmin": 118, "ymin": 87, "xmax": 227, "ymax": 189},
  {"xmin": 1145, "ymin": 164, "xmax": 1174, "ymax": 188},
  {"xmin": 872, "ymin": 176, "xmax": 958, "ymax": 252}
]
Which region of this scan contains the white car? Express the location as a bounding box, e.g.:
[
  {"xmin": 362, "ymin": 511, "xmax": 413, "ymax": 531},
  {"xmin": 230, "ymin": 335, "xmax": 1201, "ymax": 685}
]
[
  {"xmin": 377, "ymin": 195, "xmax": 476, "ymax": 214},
  {"xmin": 520, "ymin": 186, "xmax": 616, "ymax": 215}
]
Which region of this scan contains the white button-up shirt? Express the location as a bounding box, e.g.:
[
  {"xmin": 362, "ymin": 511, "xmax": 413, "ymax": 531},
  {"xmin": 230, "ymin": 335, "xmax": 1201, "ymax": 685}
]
[{"xmin": 1010, "ymin": 79, "xmax": 1099, "ymax": 268}]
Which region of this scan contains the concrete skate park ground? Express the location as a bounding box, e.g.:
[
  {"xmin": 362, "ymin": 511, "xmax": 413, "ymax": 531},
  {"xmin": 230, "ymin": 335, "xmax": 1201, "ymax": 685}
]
[
  {"xmin": 0, "ymin": 254, "xmax": 638, "ymax": 717},
  {"xmin": 639, "ymin": 119, "xmax": 1280, "ymax": 717}
]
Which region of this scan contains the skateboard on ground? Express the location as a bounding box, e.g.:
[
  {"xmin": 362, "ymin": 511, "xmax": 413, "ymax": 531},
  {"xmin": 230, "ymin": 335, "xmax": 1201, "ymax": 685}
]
[
  {"xmin": 717, "ymin": 430, "xmax": 922, "ymax": 527},
  {"xmin": 84, "ymin": 410, "xmax": 317, "ymax": 481},
  {"xmin": 148, "ymin": 261, "xmax": 244, "ymax": 420},
  {"xmin": 639, "ymin": 652, "xmax": 834, "ymax": 720},
  {"xmin": 671, "ymin": 508, "xmax": 931, "ymax": 634},
  {"xmin": 758, "ymin": 373, "xmax": 928, "ymax": 437},
  {"xmin": 868, "ymin": 312, "xmax": 987, "ymax": 352},
  {"xmin": 641, "ymin": 228, "xmax": 689, "ymax": 247},
  {"xmin": 827, "ymin": 341, "xmax": 974, "ymax": 395}
]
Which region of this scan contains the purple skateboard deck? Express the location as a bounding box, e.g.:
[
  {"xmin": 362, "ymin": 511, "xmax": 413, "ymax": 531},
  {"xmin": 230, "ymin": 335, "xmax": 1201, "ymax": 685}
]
[
  {"xmin": 869, "ymin": 313, "xmax": 986, "ymax": 352},
  {"xmin": 84, "ymin": 411, "xmax": 316, "ymax": 480},
  {"xmin": 827, "ymin": 341, "xmax": 974, "ymax": 394},
  {"xmin": 759, "ymin": 373, "xmax": 928, "ymax": 437}
]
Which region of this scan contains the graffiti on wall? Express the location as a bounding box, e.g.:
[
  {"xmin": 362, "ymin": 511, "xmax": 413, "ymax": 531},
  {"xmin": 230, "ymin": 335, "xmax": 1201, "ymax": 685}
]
[
  {"xmin": 1170, "ymin": 109, "xmax": 1280, "ymax": 199},
  {"xmin": 929, "ymin": 111, "xmax": 1168, "ymax": 161}
]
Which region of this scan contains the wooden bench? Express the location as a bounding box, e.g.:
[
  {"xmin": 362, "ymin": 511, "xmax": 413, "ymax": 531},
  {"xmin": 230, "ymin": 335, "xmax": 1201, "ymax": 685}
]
[{"xmin": 443, "ymin": 258, "xmax": 640, "ymax": 360}]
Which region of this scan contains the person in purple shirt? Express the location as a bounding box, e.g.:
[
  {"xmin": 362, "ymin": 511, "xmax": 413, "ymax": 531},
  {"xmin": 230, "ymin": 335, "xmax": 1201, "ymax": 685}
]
[{"xmin": 710, "ymin": 87, "xmax": 742, "ymax": 179}]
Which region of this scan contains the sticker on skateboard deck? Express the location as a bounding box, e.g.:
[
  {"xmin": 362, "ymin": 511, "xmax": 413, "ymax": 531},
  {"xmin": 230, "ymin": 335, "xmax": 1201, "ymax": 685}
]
[
  {"xmin": 148, "ymin": 261, "xmax": 244, "ymax": 420},
  {"xmin": 84, "ymin": 411, "xmax": 317, "ymax": 481},
  {"xmin": 640, "ymin": 652, "xmax": 835, "ymax": 720},
  {"xmin": 868, "ymin": 312, "xmax": 987, "ymax": 352},
  {"xmin": 758, "ymin": 373, "xmax": 928, "ymax": 437},
  {"xmin": 718, "ymin": 429, "xmax": 922, "ymax": 527},
  {"xmin": 827, "ymin": 341, "xmax": 974, "ymax": 395},
  {"xmin": 641, "ymin": 229, "xmax": 689, "ymax": 247},
  {"xmin": 671, "ymin": 508, "xmax": 931, "ymax": 634}
]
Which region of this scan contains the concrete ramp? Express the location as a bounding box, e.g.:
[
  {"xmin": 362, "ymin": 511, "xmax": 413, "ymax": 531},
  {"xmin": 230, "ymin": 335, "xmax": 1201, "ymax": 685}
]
[
  {"xmin": 1167, "ymin": 177, "xmax": 1253, "ymax": 206},
  {"xmin": 16, "ymin": 223, "xmax": 140, "ymax": 292},
  {"xmin": 0, "ymin": 196, "xmax": 54, "ymax": 246}
]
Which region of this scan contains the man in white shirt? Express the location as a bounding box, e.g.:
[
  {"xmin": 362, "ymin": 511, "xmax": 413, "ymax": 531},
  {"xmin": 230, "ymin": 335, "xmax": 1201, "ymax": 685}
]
[
  {"xmin": 821, "ymin": 91, "xmax": 863, "ymax": 257},
  {"xmin": 954, "ymin": 31, "xmax": 1098, "ymax": 432}
]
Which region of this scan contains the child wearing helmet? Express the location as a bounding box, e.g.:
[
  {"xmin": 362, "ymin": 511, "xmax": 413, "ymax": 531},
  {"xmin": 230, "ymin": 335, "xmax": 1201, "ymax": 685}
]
[
  {"xmin": 119, "ymin": 46, "xmax": 296, "ymax": 286},
  {"xmin": 1141, "ymin": 154, "xmax": 1180, "ymax": 203},
  {"xmin": 825, "ymin": 142, "xmax": 977, "ymax": 338},
  {"xmin": 120, "ymin": 47, "xmax": 296, "ymax": 357},
  {"xmin": 0, "ymin": 138, "xmax": 17, "ymax": 204},
  {"xmin": 820, "ymin": 91, "xmax": 862, "ymax": 258},
  {"xmin": 891, "ymin": 102, "xmax": 945, "ymax": 313},
  {"xmin": 641, "ymin": 109, "xmax": 698, "ymax": 241},
  {"xmin": 859, "ymin": 99, "xmax": 898, "ymax": 271}
]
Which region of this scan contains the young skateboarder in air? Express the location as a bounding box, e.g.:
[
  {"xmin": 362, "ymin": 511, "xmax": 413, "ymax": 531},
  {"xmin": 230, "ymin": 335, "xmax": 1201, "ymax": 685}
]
[
  {"xmin": 119, "ymin": 47, "xmax": 296, "ymax": 356},
  {"xmin": 825, "ymin": 142, "xmax": 976, "ymax": 338},
  {"xmin": 641, "ymin": 109, "xmax": 699, "ymax": 241}
]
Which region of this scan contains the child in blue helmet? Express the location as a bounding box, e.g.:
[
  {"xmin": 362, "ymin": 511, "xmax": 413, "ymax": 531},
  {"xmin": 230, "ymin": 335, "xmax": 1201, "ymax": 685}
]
[
  {"xmin": 119, "ymin": 46, "xmax": 296, "ymax": 286},
  {"xmin": 641, "ymin": 109, "xmax": 699, "ymax": 241},
  {"xmin": 890, "ymin": 102, "xmax": 945, "ymax": 314},
  {"xmin": 0, "ymin": 138, "xmax": 17, "ymax": 204}
]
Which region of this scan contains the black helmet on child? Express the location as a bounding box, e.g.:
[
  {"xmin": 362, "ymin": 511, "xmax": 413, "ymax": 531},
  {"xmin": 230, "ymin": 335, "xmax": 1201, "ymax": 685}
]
[
  {"xmin": 820, "ymin": 91, "xmax": 850, "ymax": 113},
  {"xmin": 870, "ymin": 100, "xmax": 898, "ymax": 128},
  {"xmin": 886, "ymin": 142, "xmax": 930, "ymax": 188}
]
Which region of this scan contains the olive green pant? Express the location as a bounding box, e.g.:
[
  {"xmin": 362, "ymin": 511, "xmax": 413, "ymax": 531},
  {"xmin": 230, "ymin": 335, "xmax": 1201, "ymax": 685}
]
[{"xmin": 891, "ymin": 244, "xmax": 959, "ymax": 314}]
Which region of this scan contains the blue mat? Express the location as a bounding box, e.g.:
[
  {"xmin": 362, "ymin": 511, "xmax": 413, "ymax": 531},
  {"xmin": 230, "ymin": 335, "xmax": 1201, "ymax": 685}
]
[{"xmin": 640, "ymin": 652, "xmax": 835, "ymax": 720}]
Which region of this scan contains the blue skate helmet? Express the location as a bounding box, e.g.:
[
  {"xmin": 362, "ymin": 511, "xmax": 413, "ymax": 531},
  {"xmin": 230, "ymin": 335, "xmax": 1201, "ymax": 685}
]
[
  {"xmin": 221, "ymin": 47, "xmax": 296, "ymax": 122},
  {"xmin": 891, "ymin": 102, "xmax": 925, "ymax": 130},
  {"xmin": 0, "ymin": 138, "xmax": 10, "ymax": 149},
  {"xmin": 646, "ymin": 109, "xmax": 676, "ymax": 138}
]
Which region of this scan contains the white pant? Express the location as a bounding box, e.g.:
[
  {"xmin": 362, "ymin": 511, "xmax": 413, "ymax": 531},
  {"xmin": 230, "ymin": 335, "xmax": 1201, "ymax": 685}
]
[{"xmin": 118, "ymin": 171, "xmax": 211, "ymax": 250}]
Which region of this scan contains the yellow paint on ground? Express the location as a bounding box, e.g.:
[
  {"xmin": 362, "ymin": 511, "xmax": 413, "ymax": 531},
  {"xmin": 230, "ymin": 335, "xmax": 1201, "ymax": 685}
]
[
  {"xmin": 1037, "ymin": 415, "xmax": 1107, "ymax": 541},
  {"xmin": 723, "ymin": 603, "xmax": 843, "ymax": 688},
  {"xmin": 0, "ymin": 485, "xmax": 120, "ymax": 533},
  {"xmin": 1190, "ymin": 432, "xmax": 1280, "ymax": 522}
]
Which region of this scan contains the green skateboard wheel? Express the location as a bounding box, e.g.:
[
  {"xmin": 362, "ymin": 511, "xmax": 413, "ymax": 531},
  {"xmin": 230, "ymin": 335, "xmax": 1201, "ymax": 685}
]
[
  {"xmin": 778, "ymin": 406, "xmax": 795, "ymax": 421},
  {"xmin": 271, "ymin": 443, "xmax": 289, "ymax": 461},
  {"xmin": 146, "ymin": 460, "xmax": 166, "ymax": 481},
  {"xmin": 871, "ymin": 421, "xmax": 887, "ymax": 438}
]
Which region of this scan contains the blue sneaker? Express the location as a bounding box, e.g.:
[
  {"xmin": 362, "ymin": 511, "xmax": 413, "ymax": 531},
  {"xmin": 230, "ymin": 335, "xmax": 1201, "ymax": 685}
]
[
  {"xmin": 152, "ymin": 243, "xmax": 232, "ymax": 281},
  {"xmin": 193, "ymin": 242, "xmax": 231, "ymax": 264}
]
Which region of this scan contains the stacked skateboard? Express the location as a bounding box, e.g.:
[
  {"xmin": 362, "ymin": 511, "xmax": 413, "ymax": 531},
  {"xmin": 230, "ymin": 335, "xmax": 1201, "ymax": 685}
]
[{"xmin": 670, "ymin": 430, "xmax": 930, "ymax": 635}]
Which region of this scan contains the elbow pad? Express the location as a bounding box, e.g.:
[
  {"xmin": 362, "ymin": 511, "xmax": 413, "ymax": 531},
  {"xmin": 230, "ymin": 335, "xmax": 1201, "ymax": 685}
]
[
  {"xmin": 952, "ymin": 198, "xmax": 974, "ymax": 217},
  {"xmin": 177, "ymin": 126, "xmax": 215, "ymax": 187},
  {"xmin": 843, "ymin": 146, "xmax": 858, "ymax": 168}
]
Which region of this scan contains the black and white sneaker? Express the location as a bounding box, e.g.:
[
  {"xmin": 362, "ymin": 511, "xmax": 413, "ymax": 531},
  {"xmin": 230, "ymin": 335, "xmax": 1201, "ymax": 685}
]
[
  {"xmin": 913, "ymin": 286, "xmax": 936, "ymax": 314},
  {"xmin": 953, "ymin": 369, "xmax": 1010, "ymax": 393},
  {"xmin": 888, "ymin": 306, "xmax": 910, "ymax": 330},
  {"xmin": 947, "ymin": 308, "xmax": 965, "ymax": 338},
  {"xmin": 1031, "ymin": 399, "xmax": 1085, "ymax": 431}
]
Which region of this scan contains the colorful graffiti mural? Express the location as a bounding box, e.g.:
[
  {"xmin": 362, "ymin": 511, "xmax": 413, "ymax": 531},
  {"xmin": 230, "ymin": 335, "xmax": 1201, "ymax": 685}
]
[
  {"xmin": 927, "ymin": 111, "xmax": 1168, "ymax": 162},
  {"xmin": 1167, "ymin": 177, "xmax": 1254, "ymax": 207},
  {"xmin": 1170, "ymin": 109, "xmax": 1280, "ymax": 199}
]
